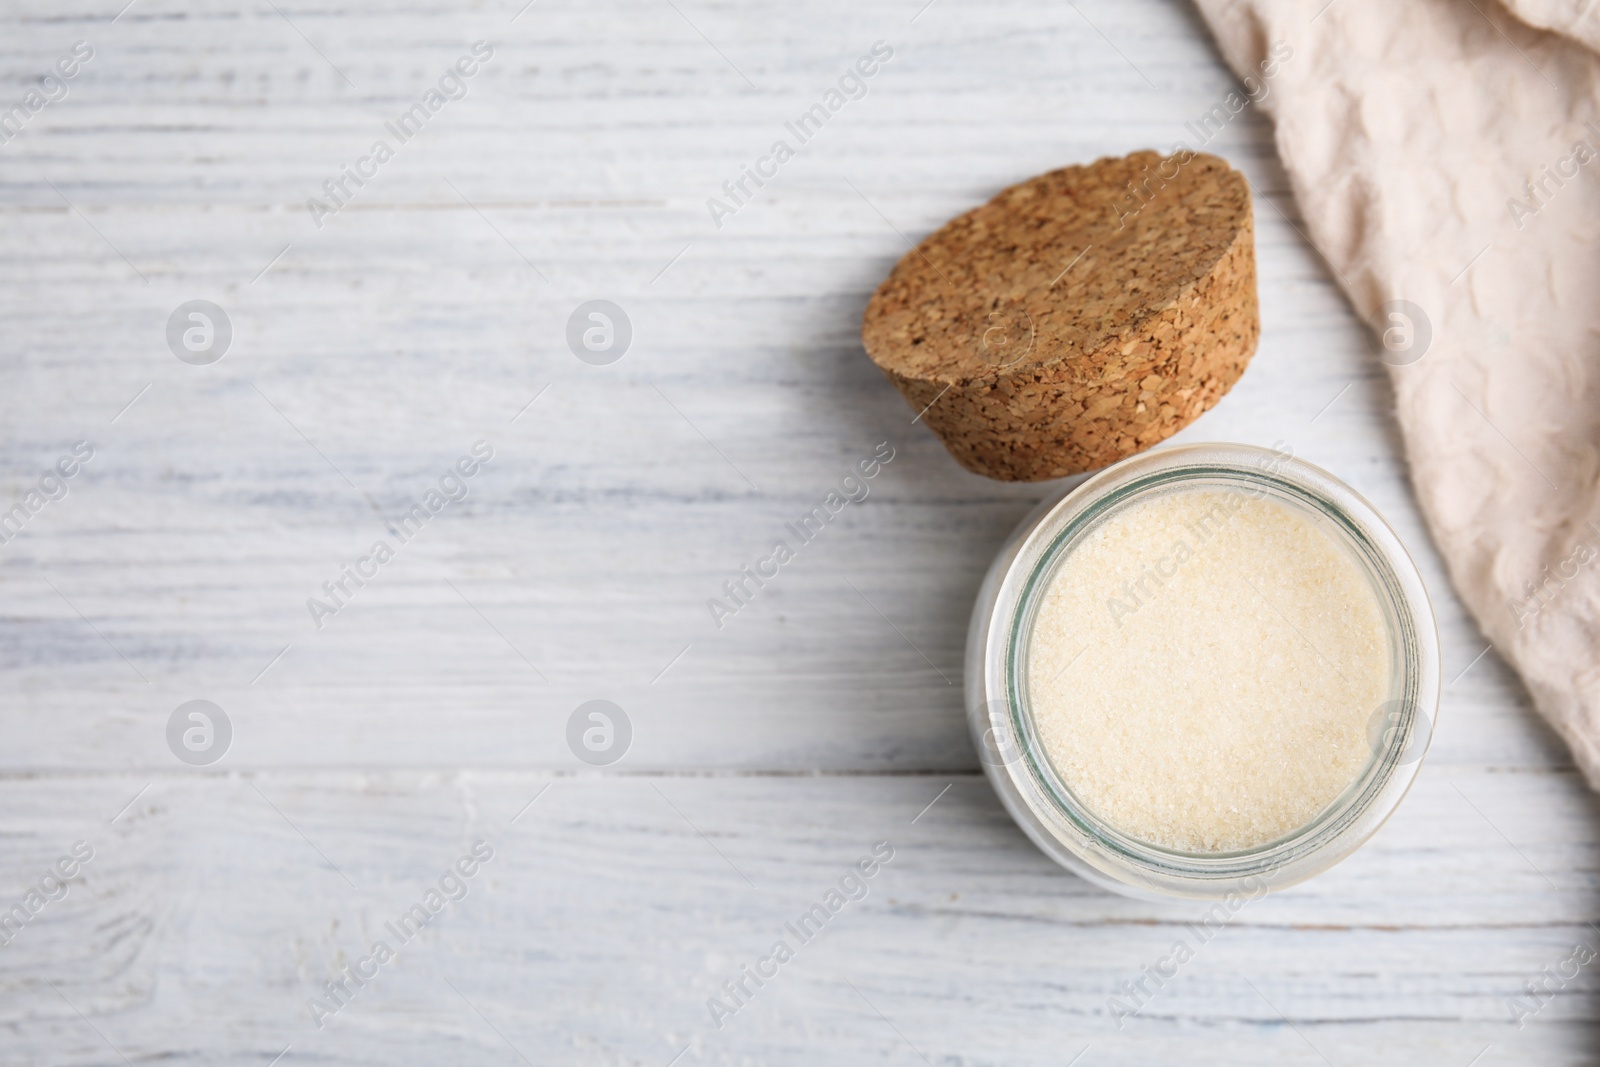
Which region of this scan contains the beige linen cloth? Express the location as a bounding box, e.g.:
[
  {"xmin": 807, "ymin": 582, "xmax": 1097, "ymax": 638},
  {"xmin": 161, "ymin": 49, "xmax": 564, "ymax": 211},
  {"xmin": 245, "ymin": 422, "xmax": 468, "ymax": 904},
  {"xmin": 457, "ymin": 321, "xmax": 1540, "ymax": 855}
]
[{"xmin": 1192, "ymin": 0, "xmax": 1600, "ymax": 784}]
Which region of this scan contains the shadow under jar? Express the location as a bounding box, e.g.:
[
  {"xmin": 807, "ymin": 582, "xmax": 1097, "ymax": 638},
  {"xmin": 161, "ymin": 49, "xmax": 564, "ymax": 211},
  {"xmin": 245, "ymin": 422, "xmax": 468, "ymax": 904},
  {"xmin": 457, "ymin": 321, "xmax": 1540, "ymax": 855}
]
[{"xmin": 966, "ymin": 443, "xmax": 1440, "ymax": 900}]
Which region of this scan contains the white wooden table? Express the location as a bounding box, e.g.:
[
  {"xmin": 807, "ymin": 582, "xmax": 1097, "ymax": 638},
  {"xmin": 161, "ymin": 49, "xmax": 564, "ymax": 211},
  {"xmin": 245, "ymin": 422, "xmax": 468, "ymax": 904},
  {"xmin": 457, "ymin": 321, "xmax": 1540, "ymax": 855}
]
[{"xmin": 2, "ymin": 0, "xmax": 1595, "ymax": 1063}]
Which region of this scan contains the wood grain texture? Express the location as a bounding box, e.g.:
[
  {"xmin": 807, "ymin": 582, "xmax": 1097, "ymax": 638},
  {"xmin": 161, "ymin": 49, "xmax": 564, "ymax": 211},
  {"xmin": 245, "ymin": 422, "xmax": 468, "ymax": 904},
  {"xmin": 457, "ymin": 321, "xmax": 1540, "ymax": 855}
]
[{"xmin": 0, "ymin": 0, "xmax": 1593, "ymax": 1063}]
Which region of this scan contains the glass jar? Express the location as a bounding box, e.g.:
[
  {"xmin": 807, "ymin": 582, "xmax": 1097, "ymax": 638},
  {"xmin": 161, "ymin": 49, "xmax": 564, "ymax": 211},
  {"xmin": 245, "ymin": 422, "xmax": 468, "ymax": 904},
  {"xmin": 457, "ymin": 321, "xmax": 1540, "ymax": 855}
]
[{"xmin": 965, "ymin": 443, "xmax": 1440, "ymax": 900}]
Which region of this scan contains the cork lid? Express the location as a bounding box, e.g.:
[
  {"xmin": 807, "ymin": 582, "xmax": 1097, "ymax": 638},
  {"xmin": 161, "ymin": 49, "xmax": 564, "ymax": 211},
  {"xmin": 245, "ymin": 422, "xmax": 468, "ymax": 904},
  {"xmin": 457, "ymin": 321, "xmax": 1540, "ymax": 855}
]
[{"xmin": 861, "ymin": 149, "xmax": 1258, "ymax": 481}]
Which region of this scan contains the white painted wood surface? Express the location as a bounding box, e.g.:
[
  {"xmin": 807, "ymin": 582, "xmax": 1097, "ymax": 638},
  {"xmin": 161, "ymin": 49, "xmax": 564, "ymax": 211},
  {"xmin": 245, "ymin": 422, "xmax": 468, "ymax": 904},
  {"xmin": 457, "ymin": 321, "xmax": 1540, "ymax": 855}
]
[{"xmin": 0, "ymin": 0, "xmax": 1594, "ymax": 1063}]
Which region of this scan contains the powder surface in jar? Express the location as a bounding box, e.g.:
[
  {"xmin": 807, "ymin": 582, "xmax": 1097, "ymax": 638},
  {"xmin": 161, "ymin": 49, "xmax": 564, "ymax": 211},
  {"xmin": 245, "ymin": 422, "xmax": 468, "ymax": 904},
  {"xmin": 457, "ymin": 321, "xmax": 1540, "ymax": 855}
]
[{"xmin": 1025, "ymin": 487, "xmax": 1391, "ymax": 853}]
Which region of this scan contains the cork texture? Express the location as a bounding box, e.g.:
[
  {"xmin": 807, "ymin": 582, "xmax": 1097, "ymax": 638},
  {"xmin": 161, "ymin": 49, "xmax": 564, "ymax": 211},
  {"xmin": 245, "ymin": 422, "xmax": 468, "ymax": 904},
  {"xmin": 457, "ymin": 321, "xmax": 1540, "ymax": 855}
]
[{"xmin": 861, "ymin": 149, "xmax": 1258, "ymax": 481}]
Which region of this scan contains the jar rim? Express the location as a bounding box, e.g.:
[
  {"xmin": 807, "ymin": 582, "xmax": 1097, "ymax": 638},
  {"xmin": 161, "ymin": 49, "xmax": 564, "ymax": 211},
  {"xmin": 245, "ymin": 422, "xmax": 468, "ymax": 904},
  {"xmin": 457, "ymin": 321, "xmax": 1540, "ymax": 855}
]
[{"xmin": 976, "ymin": 443, "xmax": 1440, "ymax": 899}]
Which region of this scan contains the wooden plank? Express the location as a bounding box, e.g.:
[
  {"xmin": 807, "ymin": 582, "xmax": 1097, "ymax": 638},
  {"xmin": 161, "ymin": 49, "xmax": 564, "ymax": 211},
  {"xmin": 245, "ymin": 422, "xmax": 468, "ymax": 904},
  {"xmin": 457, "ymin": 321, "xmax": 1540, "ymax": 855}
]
[{"xmin": 1, "ymin": 769, "xmax": 1596, "ymax": 1064}]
